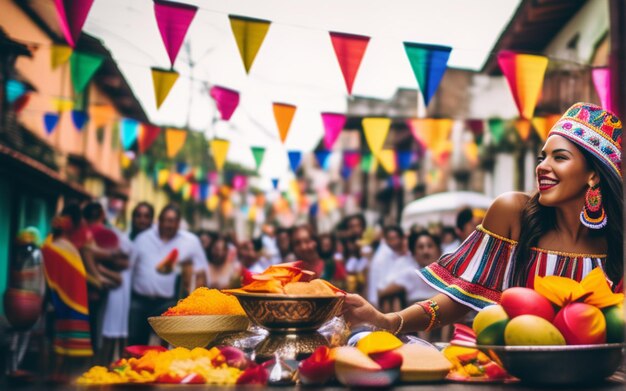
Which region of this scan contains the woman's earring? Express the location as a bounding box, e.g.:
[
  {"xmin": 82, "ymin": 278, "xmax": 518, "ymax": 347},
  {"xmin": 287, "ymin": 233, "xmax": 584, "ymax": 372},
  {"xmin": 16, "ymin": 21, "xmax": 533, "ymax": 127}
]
[{"xmin": 580, "ymin": 184, "xmax": 607, "ymax": 229}]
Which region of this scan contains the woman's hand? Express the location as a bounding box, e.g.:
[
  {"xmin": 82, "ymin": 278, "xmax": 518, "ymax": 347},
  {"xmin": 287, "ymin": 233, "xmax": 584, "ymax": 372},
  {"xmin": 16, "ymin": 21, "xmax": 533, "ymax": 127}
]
[{"xmin": 341, "ymin": 293, "xmax": 390, "ymax": 330}]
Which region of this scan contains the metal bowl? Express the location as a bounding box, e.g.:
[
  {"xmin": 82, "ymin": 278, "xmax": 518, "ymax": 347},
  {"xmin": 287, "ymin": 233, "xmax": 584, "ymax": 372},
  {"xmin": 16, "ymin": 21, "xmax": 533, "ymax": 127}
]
[
  {"xmin": 475, "ymin": 343, "xmax": 625, "ymax": 385},
  {"xmin": 229, "ymin": 292, "xmax": 345, "ymax": 332}
]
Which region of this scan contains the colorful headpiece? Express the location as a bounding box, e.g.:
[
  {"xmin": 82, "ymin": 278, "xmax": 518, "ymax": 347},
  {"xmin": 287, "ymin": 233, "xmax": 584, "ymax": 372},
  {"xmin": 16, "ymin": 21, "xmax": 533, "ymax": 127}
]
[{"xmin": 548, "ymin": 102, "xmax": 622, "ymax": 179}]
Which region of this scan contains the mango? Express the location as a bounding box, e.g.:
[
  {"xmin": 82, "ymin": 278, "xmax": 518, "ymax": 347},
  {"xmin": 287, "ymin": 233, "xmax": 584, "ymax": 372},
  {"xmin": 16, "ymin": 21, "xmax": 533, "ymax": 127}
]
[
  {"xmin": 553, "ymin": 303, "xmax": 606, "ymax": 345},
  {"xmin": 603, "ymin": 305, "xmax": 625, "ymax": 343},
  {"xmin": 477, "ymin": 319, "xmax": 508, "ymax": 345},
  {"xmin": 473, "ymin": 305, "xmax": 509, "ymax": 335},
  {"xmin": 504, "ymin": 314, "xmax": 565, "ymax": 345},
  {"xmin": 356, "ymin": 331, "xmax": 403, "ymax": 355},
  {"xmin": 501, "ymin": 287, "xmax": 555, "ymax": 321}
]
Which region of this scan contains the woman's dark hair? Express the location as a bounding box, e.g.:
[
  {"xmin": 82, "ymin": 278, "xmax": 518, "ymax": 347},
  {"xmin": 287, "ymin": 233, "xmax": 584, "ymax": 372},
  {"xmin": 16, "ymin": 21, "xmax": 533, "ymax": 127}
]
[
  {"xmin": 514, "ymin": 144, "xmax": 623, "ymax": 286},
  {"xmin": 61, "ymin": 203, "xmax": 82, "ymax": 227},
  {"xmin": 132, "ymin": 202, "xmax": 155, "ymax": 220},
  {"xmin": 383, "ymin": 225, "xmax": 404, "ymax": 238},
  {"xmin": 158, "ymin": 203, "xmax": 181, "ymax": 221},
  {"xmin": 408, "ymin": 230, "xmax": 441, "ymax": 256}
]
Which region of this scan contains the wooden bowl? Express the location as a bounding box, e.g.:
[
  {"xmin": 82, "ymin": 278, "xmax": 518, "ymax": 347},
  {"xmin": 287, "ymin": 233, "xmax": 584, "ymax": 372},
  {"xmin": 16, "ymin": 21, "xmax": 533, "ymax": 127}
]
[{"xmin": 148, "ymin": 315, "xmax": 250, "ymax": 349}]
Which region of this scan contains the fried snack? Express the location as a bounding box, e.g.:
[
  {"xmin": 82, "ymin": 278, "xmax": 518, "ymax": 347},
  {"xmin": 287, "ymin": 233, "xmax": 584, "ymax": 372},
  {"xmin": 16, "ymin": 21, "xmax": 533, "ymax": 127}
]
[{"xmin": 397, "ymin": 344, "xmax": 452, "ymax": 382}]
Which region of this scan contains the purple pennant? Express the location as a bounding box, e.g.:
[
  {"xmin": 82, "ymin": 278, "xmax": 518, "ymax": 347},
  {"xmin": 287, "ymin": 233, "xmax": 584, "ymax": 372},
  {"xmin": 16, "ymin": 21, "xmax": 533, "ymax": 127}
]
[
  {"xmin": 314, "ymin": 150, "xmax": 332, "ymax": 170},
  {"xmin": 321, "ymin": 112, "xmax": 346, "ymax": 150},
  {"xmin": 71, "ymin": 110, "xmax": 88, "ymax": 131},
  {"xmin": 53, "ymin": 0, "xmax": 95, "ymax": 47},
  {"xmin": 154, "ymin": 0, "xmax": 198, "ymax": 67},
  {"xmin": 271, "ymin": 178, "xmax": 279, "ymax": 190},
  {"xmin": 397, "ymin": 151, "xmax": 413, "ymax": 171},
  {"xmin": 210, "ymin": 85, "xmax": 240, "ymax": 120},
  {"xmin": 199, "ymin": 183, "xmax": 210, "ymax": 201},
  {"xmin": 44, "ymin": 113, "xmax": 60, "ymax": 135},
  {"xmin": 287, "ymin": 150, "xmax": 302, "ymax": 172}
]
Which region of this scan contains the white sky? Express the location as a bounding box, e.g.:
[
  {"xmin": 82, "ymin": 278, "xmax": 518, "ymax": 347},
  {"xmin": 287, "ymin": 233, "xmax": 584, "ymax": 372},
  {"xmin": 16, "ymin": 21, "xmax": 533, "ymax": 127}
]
[{"xmin": 84, "ymin": 0, "xmax": 520, "ymax": 186}]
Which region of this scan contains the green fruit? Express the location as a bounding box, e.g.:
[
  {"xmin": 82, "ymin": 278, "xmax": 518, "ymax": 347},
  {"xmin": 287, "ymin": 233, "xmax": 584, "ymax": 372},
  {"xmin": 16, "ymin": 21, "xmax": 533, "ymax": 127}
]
[
  {"xmin": 473, "ymin": 305, "xmax": 509, "ymax": 335},
  {"xmin": 504, "ymin": 315, "xmax": 566, "ymax": 346},
  {"xmin": 477, "ymin": 319, "xmax": 508, "ymax": 345},
  {"xmin": 602, "ymin": 305, "xmax": 625, "ymax": 343}
]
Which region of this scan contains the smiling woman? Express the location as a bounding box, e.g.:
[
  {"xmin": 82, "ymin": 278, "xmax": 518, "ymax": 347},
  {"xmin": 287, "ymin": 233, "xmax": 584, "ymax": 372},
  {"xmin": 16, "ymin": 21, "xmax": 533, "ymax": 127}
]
[{"xmin": 341, "ymin": 102, "xmax": 624, "ymax": 335}]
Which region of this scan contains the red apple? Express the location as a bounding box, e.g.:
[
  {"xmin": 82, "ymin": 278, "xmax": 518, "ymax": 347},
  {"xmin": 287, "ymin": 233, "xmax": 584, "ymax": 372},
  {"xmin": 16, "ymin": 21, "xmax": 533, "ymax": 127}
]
[
  {"xmin": 369, "ymin": 350, "xmax": 403, "ymax": 370},
  {"xmin": 553, "ymin": 303, "xmax": 606, "ymax": 345},
  {"xmin": 500, "ymin": 287, "xmax": 555, "ymax": 321}
]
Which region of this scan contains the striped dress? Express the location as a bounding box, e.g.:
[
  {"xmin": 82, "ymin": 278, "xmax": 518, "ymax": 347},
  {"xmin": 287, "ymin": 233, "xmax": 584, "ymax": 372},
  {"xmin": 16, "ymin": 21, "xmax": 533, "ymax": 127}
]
[
  {"xmin": 41, "ymin": 236, "xmax": 93, "ymax": 356},
  {"xmin": 418, "ymin": 225, "xmax": 612, "ymax": 311}
]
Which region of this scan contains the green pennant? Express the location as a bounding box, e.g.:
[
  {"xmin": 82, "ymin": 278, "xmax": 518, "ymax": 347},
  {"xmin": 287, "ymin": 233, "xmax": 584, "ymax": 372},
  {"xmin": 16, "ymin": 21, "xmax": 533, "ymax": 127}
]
[
  {"xmin": 360, "ymin": 152, "xmax": 373, "ymax": 172},
  {"xmin": 251, "ymin": 146, "xmax": 266, "ymax": 170},
  {"xmin": 70, "ymin": 52, "xmax": 104, "ymax": 93},
  {"xmin": 488, "ymin": 118, "xmax": 506, "ymax": 145}
]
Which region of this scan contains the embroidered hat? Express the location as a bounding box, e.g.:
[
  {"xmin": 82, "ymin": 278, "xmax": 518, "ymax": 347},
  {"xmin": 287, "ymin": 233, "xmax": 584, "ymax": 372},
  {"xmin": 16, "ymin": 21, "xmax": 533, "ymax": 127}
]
[{"xmin": 548, "ymin": 102, "xmax": 622, "ymax": 178}]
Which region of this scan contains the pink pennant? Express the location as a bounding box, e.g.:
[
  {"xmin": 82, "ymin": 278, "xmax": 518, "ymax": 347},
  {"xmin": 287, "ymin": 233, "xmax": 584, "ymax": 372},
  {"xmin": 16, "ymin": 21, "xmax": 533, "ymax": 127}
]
[
  {"xmin": 154, "ymin": 0, "xmax": 198, "ymax": 67},
  {"xmin": 329, "ymin": 32, "xmax": 370, "ymax": 95},
  {"xmin": 232, "ymin": 175, "xmax": 247, "ymax": 191},
  {"xmin": 343, "ymin": 151, "xmax": 361, "ymax": 169},
  {"xmin": 321, "ymin": 112, "xmax": 346, "ymax": 150},
  {"xmin": 210, "ymin": 85, "xmax": 240, "ymax": 121},
  {"xmin": 53, "ymin": 0, "xmax": 95, "ymax": 47},
  {"xmin": 592, "ymin": 68, "xmax": 613, "ymax": 112}
]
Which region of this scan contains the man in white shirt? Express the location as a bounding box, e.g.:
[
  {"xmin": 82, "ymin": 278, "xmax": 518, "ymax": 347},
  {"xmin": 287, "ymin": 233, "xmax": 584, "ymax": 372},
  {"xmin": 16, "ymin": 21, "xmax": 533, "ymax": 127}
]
[{"xmin": 128, "ymin": 204, "xmax": 209, "ymax": 345}]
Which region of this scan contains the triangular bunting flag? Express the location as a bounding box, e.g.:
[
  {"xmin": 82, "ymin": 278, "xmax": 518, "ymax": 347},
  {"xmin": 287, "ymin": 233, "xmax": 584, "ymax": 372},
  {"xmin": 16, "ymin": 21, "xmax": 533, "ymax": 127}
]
[
  {"xmin": 378, "ymin": 149, "xmax": 397, "ymax": 174},
  {"xmin": 120, "ymin": 118, "xmax": 139, "ymax": 150},
  {"xmin": 360, "ymin": 152, "xmax": 373, "ymax": 172},
  {"xmin": 70, "ymin": 52, "xmax": 104, "ymax": 93},
  {"xmin": 403, "ymin": 171, "xmax": 418, "ymax": 190},
  {"xmin": 251, "ymin": 146, "xmax": 265, "ymax": 170},
  {"xmin": 273, "ymin": 102, "xmax": 296, "ymax": 143},
  {"xmin": 362, "ymin": 117, "xmax": 391, "ymax": 157},
  {"xmin": 13, "ymin": 94, "xmax": 30, "ymax": 114},
  {"xmin": 321, "ymin": 112, "xmax": 346, "ymax": 150},
  {"xmin": 488, "ymin": 118, "xmax": 506, "ymax": 144},
  {"xmin": 343, "ymin": 150, "xmax": 360, "ymax": 169},
  {"xmin": 514, "ymin": 118, "xmax": 531, "ymax": 142},
  {"xmin": 287, "ymin": 150, "xmax": 302, "ymax": 172},
  {"xmin": 154, "ymin": 0, "xmax": 197, "ymax": 67},
  {"xmin": 53, "ymin": 0, "xmax": 95, "ymax": 47},
  {"xmin": 211, "ymin": 139, "xmax": 230, "ymax": 171},
  {"xmin": 271, "ymin": 178, "xmax": 280, "ymax": 190},
  {"xmin": 44, "ymin": 112, "xmax": 60, "ymax": 135},
  {"xmin": 466, "ymin": 119, "xmax": 485, "ymax": 145},
  {"xmin": 406, "ymin": 118, "xmax": 453, "ymax": 152},
  {"xmin": 51, "ymin": 44, "xmax": 73, "ymax": 69},
  {"xmin": 157, "ymin": 169, "xmax": 170, "ymax": 187},
  {"xmin": 314, "ymin": 150, "xmax": 332, "ymax": 170},
  {"xmin": 151, "ymin": 67, "xmax": 179, "ymax": 109},
  {"xmin": 200, "ymin": 183, "xmax": 210, "ymax": 201},
  {"xmin": 531, "ymin": 115, "xmax": 559, "ymax": 141},
  {"xmin": 404, "ymin": 42, "xmax": 452, "ymax": 106},
  {"xmin": 176, "ymin": 161, "xmax": 189, "ymax": 175},
  {"xmin": 341, "ymin": 165, "xmax": 352, "ymax": 179},
  {"xmin": 329, "ymin": 32, "xmax": 370, "ymax": 95},
  {"xmin": 53, "ymin": 98, "xmax": 74, "ymax": 112},
  {"xmin": 165, "ymin": 128, "xmax": 187, "ymax": 158},
  {"xmin": 497, "ymin": 50, "xmax": 548, "ymax": 119},
  {"xmin": 464, "ymin": 141, "xmax": 479, "ymax": 166},
  {"xmin": 210, "ymin": 85, "xmax": 239, "ymax": 120},
  {"xmin": 89, "ymin": 104, "xmax": 115, "ymax": 128},
  {"xmin": 6, "ymin": 80, "xmax": 27, "ymax": 104},
  {"xmin": 592, "ymin": 67, "xmax": 613, "ymax": 112},
  {"xmin": 229, "ymin": 15, "xmax": 271, "ymax": 74},
  {"xmin": 138, "ymin": 124, "xmax": 161, "ymax": 153},
  {"xmin": 71, "ymin": 110, "xmax": 88, "ymax": 131},
  {"xmin": 397, "ymin": 150, "xmax": 413, "ymax": 171}
]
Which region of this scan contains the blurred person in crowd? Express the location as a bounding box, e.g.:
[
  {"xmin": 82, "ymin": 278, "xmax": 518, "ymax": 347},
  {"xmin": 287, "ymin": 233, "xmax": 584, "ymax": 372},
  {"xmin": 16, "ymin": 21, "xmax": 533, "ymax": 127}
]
[
  {"xmin": 317, "ymin": 233, "xmax": 346, "ymax": 288},
  {"xmin": 345, "ymin": 213, "xmax": 366, "ymax": 239},
  {"xmin": 260, "ymin": 224, "xmax": 280, "ymax": 265},
  {"xmin": 343, "ymin": 236, "xmax": 368, "ymax": 295},
  {"xmin": 366, "ymin": 223, "xmax": 393, "ymax": 307},
  {"xmin": 290, "ymin": 225, "xmax": 326, "ymax": 277},
  {"xmin": 101, "ymin": 202, "xmax": 154, "ymax": 363},
  {"xmin": 197, "ymin": 230, "xmax": 217, "ymax": 260},
  {"xmin": 128, "ymin": 204, "xmax": 209, "ymax": 346},
  {"xmin": 275, "ymin": 227, "xmax": 295, "ymax": 263},
  {"xmin": 342, "ymin": 103, "xmax": 623, "ymax": 338},
  {"xmin": 206, "ymin": 235, "xmax": 241, "ymax": 289},
  {"xmin": 375, "ymin": 226, "xmax": 417, "ymax": 311},
  {"xmin": 439, "ymin": 226, "xmax": 458, "ymax": 255},
  {"xmin": 238, "ymin": 237, "xmax": 268, "ymax": 275}
]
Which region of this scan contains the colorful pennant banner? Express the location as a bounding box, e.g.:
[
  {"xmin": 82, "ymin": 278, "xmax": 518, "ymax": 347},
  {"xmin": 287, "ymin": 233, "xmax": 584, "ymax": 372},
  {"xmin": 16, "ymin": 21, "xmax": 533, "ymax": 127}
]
[
  {"xmin": 138, "ymin": 124, "xmax": 161, "ymax": 153},
  {"xmin": 329, "ymin": 32, "xmax": 370, "ymax": 95},
  {"xmin": 51, "ymin": 44, "xmax": 73, "ymax": 69},
  {"xmin": 273, "ymin": 102, "xmax": 296, "ymax": 143},
  {"xmin": 70, "ymin": 52, "xmax": 104, "ymax": 93},
  {"xmin": 229, "ymin": 15, "xmax": 271, "ymax": 74},
  {"xmin": 6, "ymin": 80, "xmax": 27, "ymax": 104},
  {"xmin": 406, "ymin": 118, "xmax": 452, "ymax": 153},
  {"xmin": 378, "ymin": 149, "xmax": 397, "ymax": 174},
  {"xmin": 497, "ymin": 50, "xmax": 548, "ymax": 119},
  {"xmin": 271, "ymin": 178, "xmax": 280, "ymax": 190},
  {"xmin": 466, "ymin": 119, "xmax": 485, "ymax": 145},
  {"xmin": 488, "ymin": 118, "xmax": 506, "ymax": 144},
  {"xmin": 71, "ymin": 110, "xmax": 88, "ymax": 131},
  {"xmin": 592, "ymin": 67, "xmax": 613, "ymax": 113},
  {"xmin": 362, "ymin": 117, "xmax": 391, "ymax": 157},
  {"xmin": 396, "ymin": 150, "xmax": 413, "ymax": 171},
  {"xmin": 53, "ymin": 98, "xmax": 74, "ymax": 112},
  {"xmin": 211, "ymin": 139, "xmax": 230, "ymax": 171},
  {"xmin": 514, "ymin": 118, "xmax": 531, "ymax": 142},
  {"xmin": 287, "ymin": 150, "xmax": 302, "ymax": 172},
  {"xmin": 44, "ymin": 112, "xmax": 60, "ymax": 135},
  {"xmin": 53, "ymin": 0, "xmax": 94, "ymax": 47},
  {"xmin": 360, "ymin": 152, "xmax": 373, "ymax": 172},
  {"xmin": 321, "ymin": 112, "xmax": 346, "ymax": 150},
  {"xmin": 343, "ymin": 150, "xmax": 360, "ymax": 169},
  {"xmin": 314, "ymin": 150, "xmax": 331, "ymax": 170},
  {"xmin": 120, "ymin": 118, "xmax": 139, "ymax": 150},
  {"xmin": 165, "ymin": 128, "xmax": 187, "ymax": 158},
  {"xmin": 154, "ymin": 0, "xmax": 197, "ymax": 67},
  {"xmin": 151, "ymin": 67, "xmax": 179, "ymax": 109},
  {"xmin": 210, "ymin": 85, "xmax": 240, "ymax": 120},
  {"xmin": 404, "ymin": 42, "xmax": 452, "ymax": 106},
  {"xmin": 251, "ymin": 146, "xmax": 266, "ymax": 170},
  {"xmin": 531, "ymin": 115, "xmax": 560, "ymax": 141}
]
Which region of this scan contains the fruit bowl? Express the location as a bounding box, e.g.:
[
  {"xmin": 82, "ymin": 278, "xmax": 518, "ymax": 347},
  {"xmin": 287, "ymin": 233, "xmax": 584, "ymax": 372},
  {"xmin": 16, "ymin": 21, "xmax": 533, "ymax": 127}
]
[
  {"xmin": 148, "ymin": 315, "xmax": 250, "ymax": 349},
  {"xmin": 228, "ymin": 292, "xmax": 344, "ymax": 332},
  {"xmin": 472, "ymin": 343, "xmax": 625, "ymax": 385}
]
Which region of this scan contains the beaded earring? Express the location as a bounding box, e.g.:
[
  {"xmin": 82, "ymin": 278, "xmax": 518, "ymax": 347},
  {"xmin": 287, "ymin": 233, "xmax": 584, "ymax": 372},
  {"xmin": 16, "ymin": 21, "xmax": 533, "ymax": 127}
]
[{"xmin": 580, "ymin": 184, "xmax": 607, "ymax": 229}]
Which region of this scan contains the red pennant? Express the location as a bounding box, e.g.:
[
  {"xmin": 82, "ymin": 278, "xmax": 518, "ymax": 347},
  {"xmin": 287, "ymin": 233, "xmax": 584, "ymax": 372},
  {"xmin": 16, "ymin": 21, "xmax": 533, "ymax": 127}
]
[
  {"xmin": 329, "ymin": 32, "xmax": 370, "ymax": 95},
  {"xmin": 138, "ymin": 124, "xmax": 161, "ymax": 154}
]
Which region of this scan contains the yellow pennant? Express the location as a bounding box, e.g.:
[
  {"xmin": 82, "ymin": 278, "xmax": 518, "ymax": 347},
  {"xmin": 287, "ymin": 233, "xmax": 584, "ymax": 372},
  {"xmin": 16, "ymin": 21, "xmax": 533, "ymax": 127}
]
[
  {"xmin": 362, "ymin": 117, "xmax": 391, "ymax": 158},
  {"xmin": 120, "ymin": 152, "xmax": 132, "ymax": 169},
  {"xmin": 273, "ymin": 103, "xmax": 296, "ymax": 143},
  {"xmin": 464, "ymin": 141, "xmax": 479, "ymax": 166},
  {"xmin": 151, "ymin": 67, "xmax": 179, "ymax": 109},
  {"xmin": 51, "ymin": 44, "xmax": 73, "ymax": 69},
  {"xmin": 211, "ymin": 139, "xmax": 230, "ymax": 171},
  {"xmin": 207, "ymin": 194, "xmax": 219, "ymax": 211},
  {"xmin": 229, "ymin": 15, "xmax": 271, "ymax": 74},
  {"xmin": 531, "ymin": 114, "xmax": 560, "ymax": 141},
  {"xmin": 165, "ymin": 128, "xmax": 187, "ymax": 158},
  {"xmin": 169, "ymin": 173, "xmax": 186, "ymax": 192},
  {"xmin": 402, "ymin": 171, "xmax": 418, "ymax": 190},
  {"xmin": 53, "ymin": 98, "xmax": 74, "ymax": 112},
  {"xmin": 514, "ymin": 54, "xmax": 548, "ymax": 119},
  {"xmin": 157, "ymin": 169, "xmax": 170, "ymax": 187},
  {"xmin": 182, "ymin": 183, "xmax": 192, "ymax": 200},
  {"xmin": 514, "ymin": 118, "xmax": 531, "ymax": 141},
  {"xmin": 378, "ymin": 149, "xmax": 396, "ymax": 174},
  {"xmin": 407, "ymin": 118, "xmax": 453, "ymax": 152}
]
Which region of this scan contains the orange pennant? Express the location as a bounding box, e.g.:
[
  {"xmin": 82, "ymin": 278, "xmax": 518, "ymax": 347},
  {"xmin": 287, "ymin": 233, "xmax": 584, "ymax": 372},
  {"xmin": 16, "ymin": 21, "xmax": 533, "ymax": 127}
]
[
  {"xmin": 273, "ymin": 102, "xmax": 296, "ymax": 143},
  {"xmin": 165, "ymin": 128, "xmax": 187, "ymax": 158},
  {"xmin": 531, "ymin": 114, "xmax": 560, "ymax": 141},
  {"xmin": 514, "ymin": 118, "xmax": 531, "ymax": 141}
]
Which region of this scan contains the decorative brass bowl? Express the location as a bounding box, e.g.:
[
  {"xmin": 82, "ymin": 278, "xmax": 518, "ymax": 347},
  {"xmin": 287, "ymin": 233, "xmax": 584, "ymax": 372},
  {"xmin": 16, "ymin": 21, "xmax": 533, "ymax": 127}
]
[
  {"xmin": 148, "ymin": 315, "xmax": 250, "ymax": 349},
  {"xmin": 472, "ymin": 343, "xmax": 625, "ymax": 385},
  {"xmin": 229, "ymin": 292, "xmax": 345, "ymax": 332}
]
